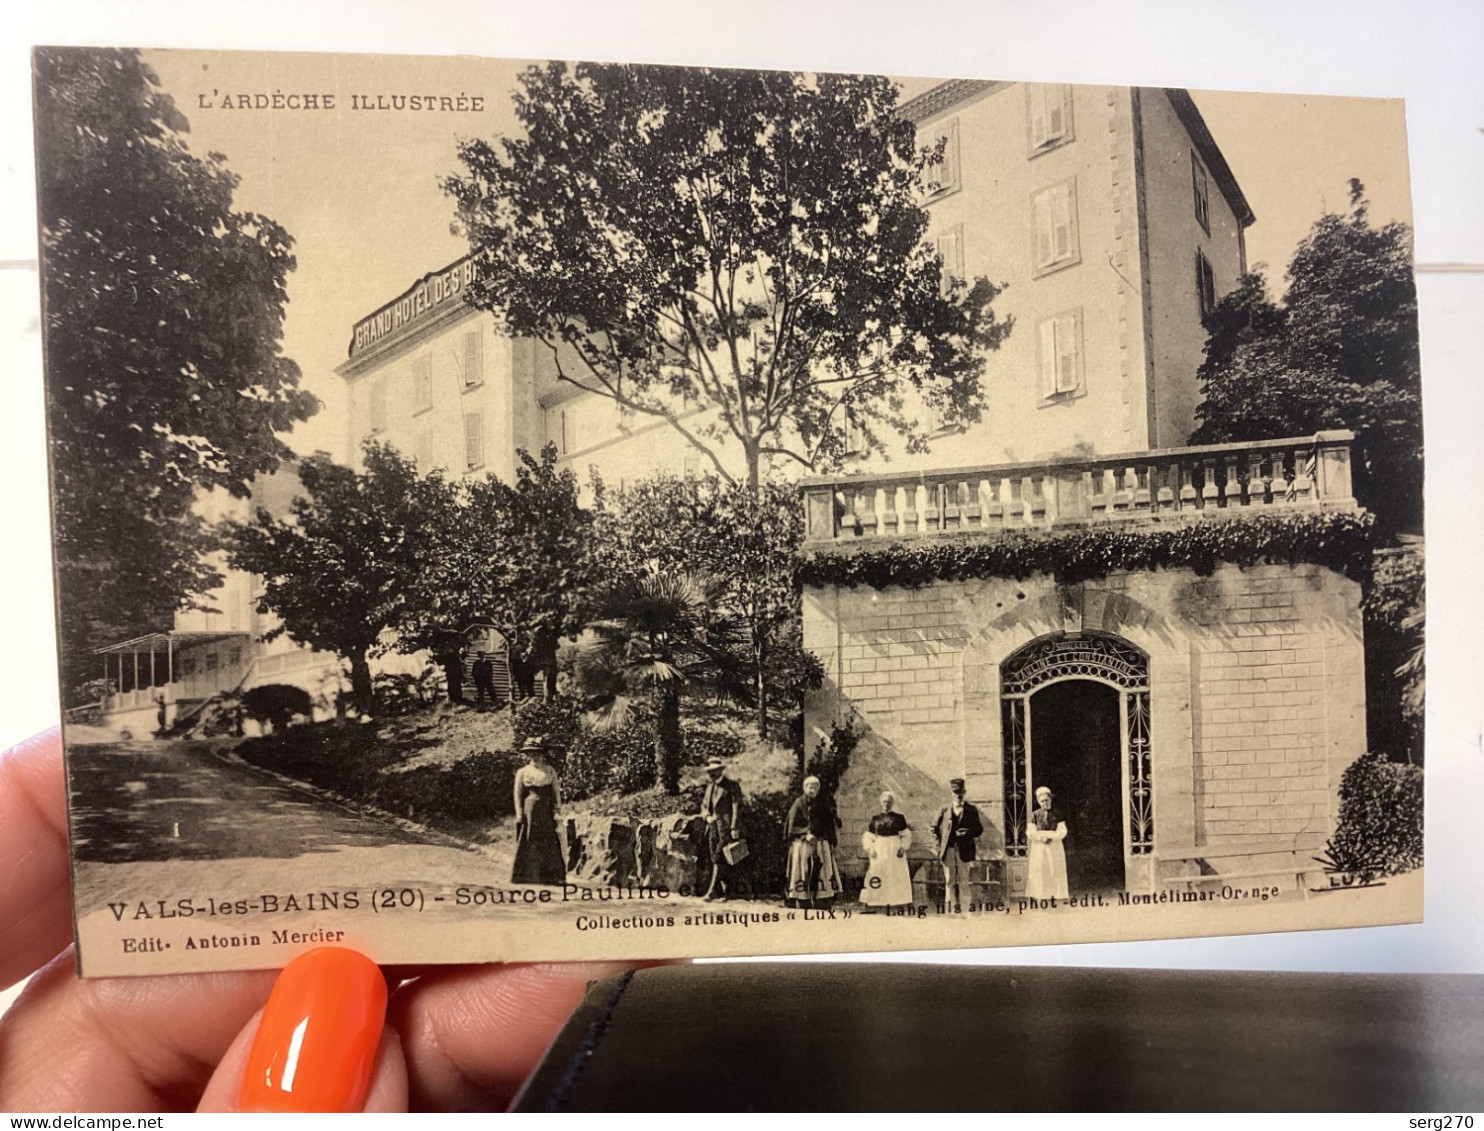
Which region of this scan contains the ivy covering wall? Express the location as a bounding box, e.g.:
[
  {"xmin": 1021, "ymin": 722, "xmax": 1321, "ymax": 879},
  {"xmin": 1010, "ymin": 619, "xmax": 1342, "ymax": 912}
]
[{"xmin": 798, "ymin": 510, "xmax": 1373, "ymax": 590}]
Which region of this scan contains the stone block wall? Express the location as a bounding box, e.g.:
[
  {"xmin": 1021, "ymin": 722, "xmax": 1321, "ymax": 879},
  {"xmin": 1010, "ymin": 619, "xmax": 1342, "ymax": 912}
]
[{"xmin": 803, "ymin": 559, "xmax": 1366, "ymax": 888}]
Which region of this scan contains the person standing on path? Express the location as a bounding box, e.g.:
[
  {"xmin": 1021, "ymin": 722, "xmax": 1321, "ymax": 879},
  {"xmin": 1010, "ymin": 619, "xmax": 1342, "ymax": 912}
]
[
  {"xmin": 511, "ymin": 737, "xmax": 566, "ymax": 886},
  {"xmin": 700, "ymin": 757, "xmax": 744, "ymax": 901},
  {"xmin": 784, "ymin": 775, "xmax": 843, "ymax": 908},
  {"xmin": 1025, "ymin": 785, "xmax": 1070, "ymax": 900},
  {"xmin": 860, "ymin": 790, "xmax": 913, "ymax": 911},
  {"xmin": 471, "ymin": 652, "xmax": 496, "ymax": 705},
  {"xmin": 932, "ymin": 778, "xmax": 983, "ymax": 914}
]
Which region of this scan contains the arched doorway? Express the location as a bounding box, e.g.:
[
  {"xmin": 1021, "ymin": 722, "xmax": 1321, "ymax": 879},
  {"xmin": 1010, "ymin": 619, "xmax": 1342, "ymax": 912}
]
[
  {"xmin": 1030, "ymin": 680, "xmax": 1124, "ymax": 892},
  {"xmin": 1000, "ymin": 633, "xmax": 1153, "ymax": 895}
]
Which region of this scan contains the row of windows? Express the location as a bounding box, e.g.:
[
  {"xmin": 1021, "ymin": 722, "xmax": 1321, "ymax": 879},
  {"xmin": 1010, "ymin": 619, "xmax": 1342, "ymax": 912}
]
[
  {"xmin": 929, "ymin": 177, "xmax": 1080, "ymax": 293},
  {"xmin": 366, "ymin": 329, "xmax": 485, "ymax": 433},
  {"xmin": 179, "ymin": 646, "xmax": 244, "ymax": 679},
  {"xmin": 408, "ymin": 412, "xmax": 485, "ymax": 474},
  {"xmin": 922, "ymin": 84, "xmax": 1075, "ymax": 199}
]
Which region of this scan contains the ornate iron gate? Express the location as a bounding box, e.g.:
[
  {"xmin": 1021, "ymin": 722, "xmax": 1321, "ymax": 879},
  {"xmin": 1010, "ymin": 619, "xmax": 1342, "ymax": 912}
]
[{"xmin": 1000, "ymin": 634, "xmax": 1152, "ymax": 872}]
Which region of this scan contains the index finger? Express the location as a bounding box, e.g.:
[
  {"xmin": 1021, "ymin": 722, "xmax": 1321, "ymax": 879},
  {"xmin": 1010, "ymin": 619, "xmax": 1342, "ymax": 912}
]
[{"xmin": 0, "ymin": 728, "xmax": 74, "ymax": 991}]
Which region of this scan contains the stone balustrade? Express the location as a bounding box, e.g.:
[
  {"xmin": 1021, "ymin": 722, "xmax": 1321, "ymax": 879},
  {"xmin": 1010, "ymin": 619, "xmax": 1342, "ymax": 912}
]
[{"xmin": 800, "ymin": 431, "xmax": 1357, "ymax": 544}]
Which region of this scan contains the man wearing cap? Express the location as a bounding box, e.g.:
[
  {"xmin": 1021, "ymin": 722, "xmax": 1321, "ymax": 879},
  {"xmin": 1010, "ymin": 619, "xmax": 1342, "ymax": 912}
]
[
  {"xmin": 700, "ymin": 757, "xmax": 744, "ymax": 901},
  {"xmin": 933, "ymin": 778, "xmax": 984, "ymax": 914}
]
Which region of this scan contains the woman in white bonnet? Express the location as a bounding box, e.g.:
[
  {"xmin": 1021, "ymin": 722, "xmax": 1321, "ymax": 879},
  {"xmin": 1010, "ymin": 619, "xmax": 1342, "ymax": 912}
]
[
  {"xmin": 1025, "ymin": 785, "xmax": 1069, "ymax": 900},
  {"xmin": 783, "ymin": 774, "xmax": 843, "ymax": 907},
  {"xmin": 860, "ymin": 790, "xmax": 914, "ymax": 910}
]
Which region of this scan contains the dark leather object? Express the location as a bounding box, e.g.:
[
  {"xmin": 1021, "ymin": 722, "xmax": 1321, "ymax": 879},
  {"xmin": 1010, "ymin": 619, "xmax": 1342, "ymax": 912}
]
[{"xmin": 513, "ymin": 963, "xmax": 1484, "ymax": 1111}]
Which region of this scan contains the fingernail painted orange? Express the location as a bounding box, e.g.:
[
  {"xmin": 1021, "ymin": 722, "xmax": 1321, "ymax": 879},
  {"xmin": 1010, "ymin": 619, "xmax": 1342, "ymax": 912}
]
[{"xmin": 239, "ymin": 947, "xmax": 387, "ymax": 1113}]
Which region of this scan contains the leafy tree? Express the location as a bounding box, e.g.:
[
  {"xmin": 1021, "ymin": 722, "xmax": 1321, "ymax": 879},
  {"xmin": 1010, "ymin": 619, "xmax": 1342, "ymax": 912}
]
[
  {"xmin": 34, "ymin": 49, "xmax": 317, "ymax": 697},
  {"xmin": 1364, "ymin": 539, "xmax": 1425, "ymax": 763},
  {"xmin": 570, "ymin": 568, "xmax": 748, "ymax": 794},
  {"xmin": 445, "ymin": 63, "xmax": 1011, "ymax": 490},
  {"xmin": 1191, "ymin": 182, "xmax": 1420, "ymax": 537},
  {"xmin": 408, "ymin": 445, "xmax": 600, "ymax": 696},
  {"xmin": 596, "ymin": 474, "xmax": 820, "ymax": 738},
  {"xmin": 225, "ymin": 445, "xmax": 454, "ymax": 714}
]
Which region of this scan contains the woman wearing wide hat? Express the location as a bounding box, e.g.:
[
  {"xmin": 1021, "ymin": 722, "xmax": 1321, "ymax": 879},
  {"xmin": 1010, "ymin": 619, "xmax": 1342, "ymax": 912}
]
[{"xmin": 512, "ymin": 737, "xmax": 566, "ymax": 885}]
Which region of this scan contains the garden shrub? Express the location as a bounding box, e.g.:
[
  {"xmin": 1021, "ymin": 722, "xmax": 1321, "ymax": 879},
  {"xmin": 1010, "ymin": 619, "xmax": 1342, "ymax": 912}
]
[
  {"xmin": 512, "ymin": 695, "xmax": 582, "ymax": 754},
  {"xmin": 1318, "ymin": 750, "xmax": 1423, "ymax": 881},
  {"xmin": 237, "ymin": 725, "xmax": 524, "ymax": 835},
  {"xmin": 385, "ymin": 751, "xmax": 523, "ymax": 824},
  {"xmin": 685, "ymin": 729, "xmax": 746, "ymax": 768},
  {"xmin": 373, "ymin": 667, "xmax": 441, "ymax": 716},
  {"xmin": 563, "ymin": 712, "xmax": 657, "ymax": 800},
  {"xmin": 241, "ymin": 683, "xmax": 314, "ymax": 732}
]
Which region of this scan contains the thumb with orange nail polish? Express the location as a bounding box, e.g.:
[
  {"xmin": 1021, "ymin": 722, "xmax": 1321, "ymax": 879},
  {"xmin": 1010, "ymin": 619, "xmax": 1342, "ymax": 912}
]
[{"xmin": 237, "ymin": 947, "xmax": 389, "ymax": 1113}]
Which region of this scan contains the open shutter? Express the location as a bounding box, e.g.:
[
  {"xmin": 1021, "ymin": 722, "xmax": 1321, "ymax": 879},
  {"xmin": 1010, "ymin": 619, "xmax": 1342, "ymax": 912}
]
[
  {"xmin": 1046, "ymin": 89, "xmax": 1065, "ymax": 140},
  {"xmin": 941, "ymin": 118, "xmax": 960, "ymax": 192},
  {"xmin": 1034, "ymin": 191, "xmax": 1054, "ymax": 268},
  {"xmin": 935, "ymin": 226, "xmax": 965, "ymax": 295},
  {"xmin": 413, "ymin": 355, "xmax": 432, "ymax": 410},
  {"xmin": 1039, "ymin": 319, "xmax": 1059, "ymax": 399},
  {"xmin": 1051, "ymin": 185, "xmax": 1073, "ymax": 261},
  {"xmin": 464, "ymin": 412, "xmax": 483, "ymax": 470},
  {"xmin": 463, "ymin": 330, "xmax": 483, "ymax": 387},
  {"xmin": 1055, "ymin": 313, "xmax": 1080, "ymax": 393},
  {"xmin": 1029, "ymin": 87, "xmax": 1048, "ymax": 150}
]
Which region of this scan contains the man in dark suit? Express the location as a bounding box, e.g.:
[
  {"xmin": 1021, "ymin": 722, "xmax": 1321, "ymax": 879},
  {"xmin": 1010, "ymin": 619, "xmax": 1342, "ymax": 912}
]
[
  {"xmin": 471, "ymin": 651, "xmax": 496, "ymax": 705},
  {"xmin": 700, "ymin": 757, "xmax": 744, "ymax": 901},
  {"xmin": 933, "ymin": 777, "xmax": 984, "ymax": 914}
]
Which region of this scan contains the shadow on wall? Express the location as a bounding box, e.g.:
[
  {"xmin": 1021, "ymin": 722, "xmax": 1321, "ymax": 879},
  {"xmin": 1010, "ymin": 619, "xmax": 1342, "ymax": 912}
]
[{"xmin": 831, "ymin": 716, "xmax": 978, "ymax": 879}]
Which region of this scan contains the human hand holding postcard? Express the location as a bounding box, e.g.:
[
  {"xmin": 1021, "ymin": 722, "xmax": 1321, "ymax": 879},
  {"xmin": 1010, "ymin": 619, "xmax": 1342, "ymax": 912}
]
[{"xmin": 33, "ymin": 47, "xmax": 1423, "ymax": 977}]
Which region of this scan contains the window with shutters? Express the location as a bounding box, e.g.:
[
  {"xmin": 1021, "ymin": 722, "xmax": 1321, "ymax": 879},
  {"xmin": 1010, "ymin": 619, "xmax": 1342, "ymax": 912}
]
[
  {"xmin": 1037, "ymin": 309, "xmax": 1084, "ymax": 402},
  {"xmin": 463, "ymin": 411, "xmax": 484, "ymax": 471},
  {"xmin": 933, "ymin": 225, "xmax": 965, "ymax": 297},
  {"xmin": 1026, "ymin": 84, "xmax": 1074, "ymax": 156},
  {"xmin": 1031, "ymin": 180, "xmax": 1080, "ymax": 276},
  {"xmin": 923, "ymin": 391, "xmax": 958, "ymax": 435},
  {"xmin": 411, "ymin": 354, "xmax": 433, "ymax": 413},
  {"xmin": 922, "ymin": 116, "xmax": 961, "ymax": 199},
  {"xmin": 683, "ymin": 454, "xmax": 700, "ymax": 479},
  {"xmin": 1196, "ymin": 250, "xmax": 1216, "ymax": 323},
  {"xmin": 462, "ymin": 329, "xmax": 484, "ymax": 389},
  {"xmin": 367, "ymin": 377, "xmax": 387, "ymax": 433},
  {"xmin": 1191, "ymin": 151, "xmax": 1211, "ymax": 235},
  {"xmin": 841, "ymin": 408, "xmax": 867, "ymax": 457},
  {"xmin": 414, "ymin": 429, "xmax": 436, "ymax": 471}
]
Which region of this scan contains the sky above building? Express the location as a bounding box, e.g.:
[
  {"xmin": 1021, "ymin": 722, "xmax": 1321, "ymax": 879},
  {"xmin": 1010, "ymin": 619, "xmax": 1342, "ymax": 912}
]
[{"xmin": 140, "ymin": 49, "xmax": 1414, "ymax": 464}]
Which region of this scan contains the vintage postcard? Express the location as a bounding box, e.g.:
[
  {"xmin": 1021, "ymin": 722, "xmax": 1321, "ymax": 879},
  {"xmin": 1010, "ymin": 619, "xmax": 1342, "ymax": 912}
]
[{"xmin": 33, "ymin": 48, "xmax": 1424, "ymax": 976}]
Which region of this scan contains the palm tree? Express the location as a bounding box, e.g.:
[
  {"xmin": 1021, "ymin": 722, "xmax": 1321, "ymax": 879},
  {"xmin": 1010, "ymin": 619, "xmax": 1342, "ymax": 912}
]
[{"xmin": 571, "ymin": 567, "xmax": 749, "ymax": 793}]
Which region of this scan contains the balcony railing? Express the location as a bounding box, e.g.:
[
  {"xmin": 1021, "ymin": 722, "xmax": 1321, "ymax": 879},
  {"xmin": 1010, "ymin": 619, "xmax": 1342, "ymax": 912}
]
[{"xmin": 800, "ymin": 431, "xmax": 1357, "ymax": 545}]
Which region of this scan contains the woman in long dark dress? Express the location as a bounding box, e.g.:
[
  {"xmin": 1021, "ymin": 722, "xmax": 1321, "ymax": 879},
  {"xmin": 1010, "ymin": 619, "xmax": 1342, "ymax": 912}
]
[
  {"xmin": 511, "ymin": 737, "xmax": 566, "ymax": 885},
  {"xmin": 784, "ymin": 775, "xmax": 843, "ymax": 908}
]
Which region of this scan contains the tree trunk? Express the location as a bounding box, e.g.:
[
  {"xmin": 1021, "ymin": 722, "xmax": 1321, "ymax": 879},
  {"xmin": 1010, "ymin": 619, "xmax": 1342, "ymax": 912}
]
[
  {"xmin": 349, "ymin": 650, "xmax": 374, "ymax": 716},
  {"xmin": 655, "ymin": 684, "xmax": 683, "ymax": 794},
  {"xmin": 754, "ymin": 641, "xmax": 769, "ymax": 739}
]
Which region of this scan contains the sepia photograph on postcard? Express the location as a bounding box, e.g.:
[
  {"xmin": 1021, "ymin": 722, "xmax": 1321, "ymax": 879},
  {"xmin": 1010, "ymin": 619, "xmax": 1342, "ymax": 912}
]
[{"xmin": 32, "ymin": 47, "xmax": 1424, "ymax": 977}]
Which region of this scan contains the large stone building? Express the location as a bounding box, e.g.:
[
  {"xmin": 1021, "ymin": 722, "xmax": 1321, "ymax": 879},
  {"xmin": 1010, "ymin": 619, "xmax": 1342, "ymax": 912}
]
[{"xmin": 337, "ymin": 82, "xmax": 1253, "ymax": 483}]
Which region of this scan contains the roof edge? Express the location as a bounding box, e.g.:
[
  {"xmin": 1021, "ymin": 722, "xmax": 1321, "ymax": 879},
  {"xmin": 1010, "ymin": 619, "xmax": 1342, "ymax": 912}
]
[{"xmin": 1162, "ymin": 88, "xmax": 1256, "ymax": 228}]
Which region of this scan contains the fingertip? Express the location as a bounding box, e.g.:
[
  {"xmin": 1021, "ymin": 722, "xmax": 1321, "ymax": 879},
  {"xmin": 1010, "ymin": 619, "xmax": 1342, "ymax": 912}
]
[{"xmin": 209, "ymin": 948, "xmax": 392, "ymax": 1114}]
